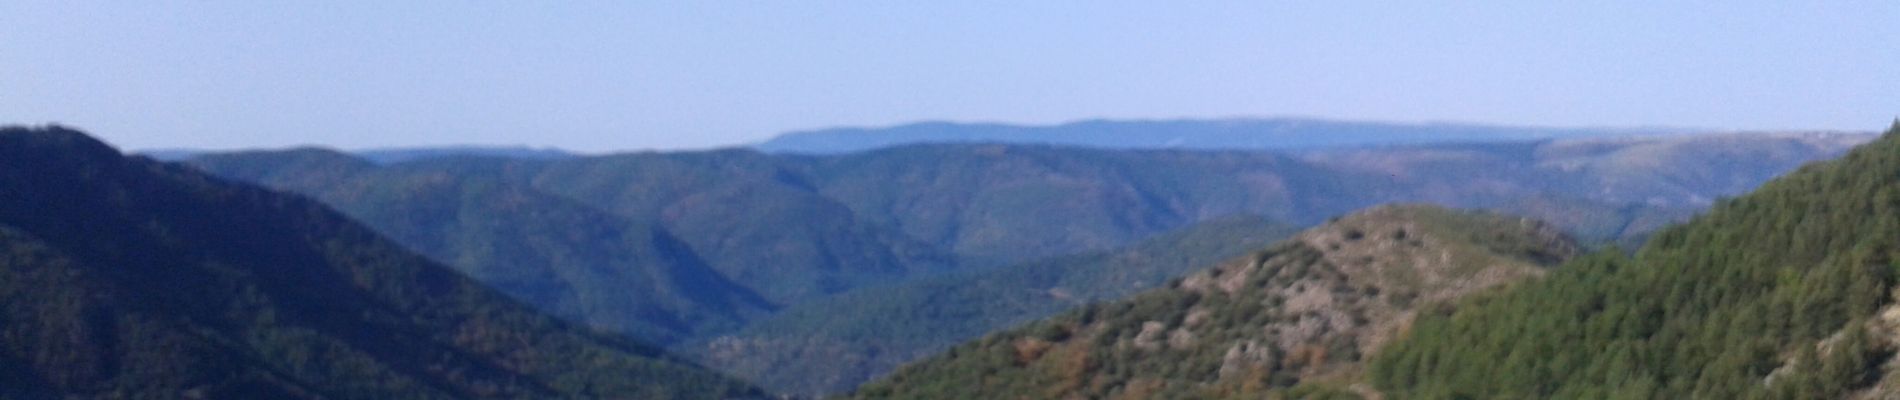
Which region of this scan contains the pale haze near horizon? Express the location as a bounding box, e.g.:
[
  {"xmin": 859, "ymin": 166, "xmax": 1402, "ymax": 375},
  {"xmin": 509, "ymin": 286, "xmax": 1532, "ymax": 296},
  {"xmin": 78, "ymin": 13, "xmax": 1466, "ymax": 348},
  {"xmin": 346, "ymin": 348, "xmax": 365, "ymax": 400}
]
[{"xmin": 2, "ymin": 2, "xmax": 1896, "ymax": 153}]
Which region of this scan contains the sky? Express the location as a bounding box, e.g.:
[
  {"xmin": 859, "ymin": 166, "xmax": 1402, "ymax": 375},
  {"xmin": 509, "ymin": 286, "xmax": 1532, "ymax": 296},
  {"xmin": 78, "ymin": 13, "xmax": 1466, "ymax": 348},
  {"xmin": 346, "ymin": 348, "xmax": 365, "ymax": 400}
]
[{"xmin": 3, "ymin": 2, "xmax": 1896, "ymax": 152}]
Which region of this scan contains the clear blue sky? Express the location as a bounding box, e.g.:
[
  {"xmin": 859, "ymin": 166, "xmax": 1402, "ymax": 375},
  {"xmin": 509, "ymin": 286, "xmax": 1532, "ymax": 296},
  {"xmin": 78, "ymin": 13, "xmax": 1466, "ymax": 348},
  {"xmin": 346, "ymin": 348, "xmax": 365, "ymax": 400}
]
[{"xmin": 4, "ymin": 2, "xmax": 1896, "ymax": 152}]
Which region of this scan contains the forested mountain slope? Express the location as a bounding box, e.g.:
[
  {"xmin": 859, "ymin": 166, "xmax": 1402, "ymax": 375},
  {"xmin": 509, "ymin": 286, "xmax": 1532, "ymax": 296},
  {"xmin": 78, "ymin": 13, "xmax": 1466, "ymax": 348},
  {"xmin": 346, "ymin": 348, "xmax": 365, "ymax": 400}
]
[
  {"xmin": 1370, "ymin": 124, "xmax": 1900, "ymax": 399},
  {"xmin": 852, "ymin": 205, "xmax": 1578, "ymax": 399},
  {"xmin": 795, "ymin": 132, "xmax": 1860, "ymax": 262},
  {"xmin": 692, "ymin": 215, "xmax": 1301, "ymax": 396},
  {"xmin": 794, "ymin": 145, "xmax": 1350, "ymax": 263},
  {"xmin": 0, "ymin": 126, "xmax": 763, "ymax": 399},
  {"xmin": 520, "ymin": 150, "xmax": 962, "ymax": 302},
  {"xmin": 189, "ymin": 150, "xmax": 778, "ymax": 344},
  {"xmin": 192, "ymin": 150, "xmax": 959, "ymax": 311}
]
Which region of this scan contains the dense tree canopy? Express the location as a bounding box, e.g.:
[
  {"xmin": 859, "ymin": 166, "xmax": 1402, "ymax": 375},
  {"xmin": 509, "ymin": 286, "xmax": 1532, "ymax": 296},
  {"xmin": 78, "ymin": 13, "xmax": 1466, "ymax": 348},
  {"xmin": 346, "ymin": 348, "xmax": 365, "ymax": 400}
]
[{"xmin": 1371, "ymin": 123, "xmax": 1900, "ymax": 399}]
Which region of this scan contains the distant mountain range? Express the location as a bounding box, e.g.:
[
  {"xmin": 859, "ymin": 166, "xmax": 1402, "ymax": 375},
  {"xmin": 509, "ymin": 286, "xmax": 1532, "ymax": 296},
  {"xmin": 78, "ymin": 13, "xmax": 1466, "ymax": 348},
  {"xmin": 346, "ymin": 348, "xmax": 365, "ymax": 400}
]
[
  {"xmin": 182, "ymin": 127, "xmax": 1871, "ymax": 396},
  {"xmin": 756, "ymin": 118, "xmax": 1699, "ymax": 154},
  {"xmin": 141, "ymin": 145, "xmax": 577, "ymax": 164},
  {"xmin": 0, "ymin": 126, "xmax": 762, "ymax": 399}
]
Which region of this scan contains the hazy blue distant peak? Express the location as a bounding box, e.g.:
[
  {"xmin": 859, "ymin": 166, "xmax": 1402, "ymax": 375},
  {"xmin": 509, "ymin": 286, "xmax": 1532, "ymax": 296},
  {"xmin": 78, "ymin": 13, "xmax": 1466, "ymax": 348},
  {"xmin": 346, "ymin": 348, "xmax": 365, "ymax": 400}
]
[
  {"xmin": 141, "ymin": 145, "xmax": 577, "ymax": 164},
  {"xmin": 755, "ymin": 118, "xmax": 1700, "ymax": 154},
  {"xmin": 135, "ymin": 148, "xmax": 213, "ymax": 161},
  {"xmin": 352, "ymin": 145, "xmax": 577, "ymax": 164}
]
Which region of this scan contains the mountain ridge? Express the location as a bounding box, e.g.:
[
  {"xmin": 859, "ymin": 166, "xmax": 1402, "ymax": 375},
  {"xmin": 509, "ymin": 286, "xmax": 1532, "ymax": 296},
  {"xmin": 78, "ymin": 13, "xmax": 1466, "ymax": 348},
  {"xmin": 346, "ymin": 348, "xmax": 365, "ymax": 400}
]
[
  {"xmin": 757, "ymin": 117, "xmax": 1710, "ymax": 154},
  {"xmin": 140, "ymin": 145, "xmax": 577, "ymax": 165}
]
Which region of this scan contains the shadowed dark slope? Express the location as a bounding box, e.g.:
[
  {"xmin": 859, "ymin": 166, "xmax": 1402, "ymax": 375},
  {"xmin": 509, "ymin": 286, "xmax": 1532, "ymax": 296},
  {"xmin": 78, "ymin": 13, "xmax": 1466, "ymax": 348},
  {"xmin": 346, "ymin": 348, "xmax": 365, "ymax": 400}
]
[{"xmin": 0, "ymin": 126, "xmax": 763, "ymax": 399}]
